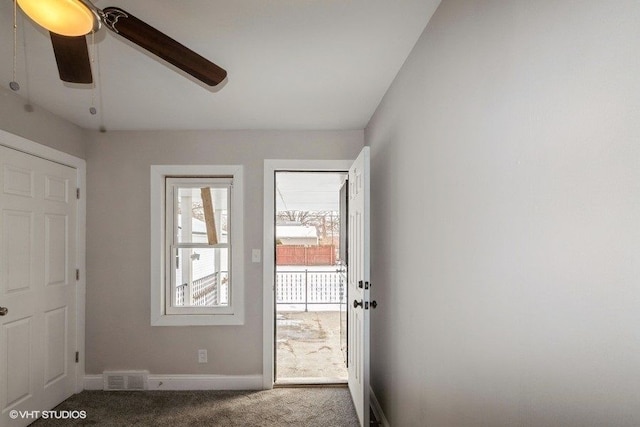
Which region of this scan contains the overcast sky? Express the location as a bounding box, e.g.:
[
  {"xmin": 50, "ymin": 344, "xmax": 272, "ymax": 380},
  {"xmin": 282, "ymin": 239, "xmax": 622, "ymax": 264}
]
[{"xmin": 275, "ymin": 172, "xmax": 347, "ymax": 212}]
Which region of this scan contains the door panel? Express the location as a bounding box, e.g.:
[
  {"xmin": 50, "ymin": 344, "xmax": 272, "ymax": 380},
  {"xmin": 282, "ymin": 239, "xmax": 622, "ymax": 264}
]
[
  {"xmin": 44, "ymin": 307, "xmax": 67, "ymax": 386},
  {"xmin": 45, "ymin": 214, "xmax": 68, "ymax": 286},
  {"xmin": 4, "ymin": 211, "xmax": 32, "ymax": 292},
  {"xmin": 0, "ymin": 145, "xmax": 77, "ymax": 427},
  {"xmin": 2, "ymin": 165, "xmax": 33, "ymax": 198},
  {"xmin": 5, "ymin": 318, "xmax": 32, "ymax": 407},
  {"xmin": 347, "ymin": 147, "xmax": 370, "ymax": 426},
  {"xmin": 44, "ymin": 176, "xmax": 68, "ymax": 203}
]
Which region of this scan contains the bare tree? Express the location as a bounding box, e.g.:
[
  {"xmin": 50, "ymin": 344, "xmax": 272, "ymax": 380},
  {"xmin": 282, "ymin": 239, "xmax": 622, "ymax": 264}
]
[{"xmin": 276, "ymin": 210, "xmax": 340, "ymax": 243}]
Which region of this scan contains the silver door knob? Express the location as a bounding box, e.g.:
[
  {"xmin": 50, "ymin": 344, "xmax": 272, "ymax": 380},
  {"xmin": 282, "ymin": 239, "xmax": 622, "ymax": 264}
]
[{"xmin": 0, "ymin": 307, "xmax": 7, "ymax": 316}]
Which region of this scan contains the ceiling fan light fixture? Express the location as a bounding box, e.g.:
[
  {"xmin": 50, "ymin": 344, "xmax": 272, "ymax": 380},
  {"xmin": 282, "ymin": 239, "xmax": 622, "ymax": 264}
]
[{"xmin": 17, "ymin": 0, "xmax": 98, "ymax": 37}]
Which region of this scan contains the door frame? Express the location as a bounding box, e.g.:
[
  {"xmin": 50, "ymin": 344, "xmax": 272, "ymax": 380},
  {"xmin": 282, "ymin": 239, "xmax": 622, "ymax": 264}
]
[
  {"xmin": 262, "ymin": 159, "xmax": 352, "ymax": 389},
  {"xmin": 0, "ymin": 129, "xmax": 86, "ymax": 394}
]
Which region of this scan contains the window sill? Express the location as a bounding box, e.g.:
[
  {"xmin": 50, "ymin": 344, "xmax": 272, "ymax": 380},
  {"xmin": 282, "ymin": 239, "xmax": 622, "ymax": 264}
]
[{"xmin": 151, "ymin": 313, "xmax": 245, "ymax": 326}]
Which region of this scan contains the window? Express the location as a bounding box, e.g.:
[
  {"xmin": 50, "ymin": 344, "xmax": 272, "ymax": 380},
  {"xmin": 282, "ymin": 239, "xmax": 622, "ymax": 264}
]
[
  {"xmin": 166, "ymin": 177, "xmax": 231, "ymax": 313},
  {"xmin": 151, "ymin": 165, "xmax": 244, "ymax": 326}
]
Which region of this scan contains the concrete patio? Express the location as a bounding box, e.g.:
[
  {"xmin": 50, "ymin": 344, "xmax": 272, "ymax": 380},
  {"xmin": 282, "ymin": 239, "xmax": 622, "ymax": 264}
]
[{"xmin": 276, "ymin": 311, "xmax": 347, "ymax": 382}]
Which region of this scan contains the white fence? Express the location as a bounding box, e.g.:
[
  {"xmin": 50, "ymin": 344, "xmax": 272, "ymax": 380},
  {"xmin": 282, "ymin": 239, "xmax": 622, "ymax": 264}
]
[
  {"xmin": 176, "ymin": 269, "xmax": 343, "ymax": 310},
  {"xmin": 276, "ymin": 269, "xmax": 344, "ymax": 310}
]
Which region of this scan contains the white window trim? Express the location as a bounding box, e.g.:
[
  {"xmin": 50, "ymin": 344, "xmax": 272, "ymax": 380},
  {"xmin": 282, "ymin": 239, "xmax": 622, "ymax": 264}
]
[{"xmin": 151, "ymin": 165, "xmax": 244, "ymax": 326}]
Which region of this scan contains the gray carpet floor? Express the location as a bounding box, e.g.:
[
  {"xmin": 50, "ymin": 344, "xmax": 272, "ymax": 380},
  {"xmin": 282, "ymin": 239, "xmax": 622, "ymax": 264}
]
[{"xmin": 31, "ymin": 388, "xmax": 360, "ymax": 426}]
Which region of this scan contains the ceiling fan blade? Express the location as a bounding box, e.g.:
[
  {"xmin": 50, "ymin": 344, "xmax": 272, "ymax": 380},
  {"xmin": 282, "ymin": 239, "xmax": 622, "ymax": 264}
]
[
  {"xmin": 50, "ymin": 33, "xmax": 93, "ymax": 84},
  {"xmin": 101, "ymin": 7, "xmax": 227, "ymax": 86}
]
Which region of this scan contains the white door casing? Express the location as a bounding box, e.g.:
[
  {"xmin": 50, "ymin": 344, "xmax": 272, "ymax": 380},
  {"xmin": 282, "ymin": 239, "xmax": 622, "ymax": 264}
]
[
  {"xmin": 262, "ymin": 159, "xmax": 353, "ymax": 388},
  {"xmin": 347, "ymin": 147, "xmax": 370, "ymax": 426},
  {"xmin": 0, "ymin": 145, "xmax": 78, "ymax": 427}
]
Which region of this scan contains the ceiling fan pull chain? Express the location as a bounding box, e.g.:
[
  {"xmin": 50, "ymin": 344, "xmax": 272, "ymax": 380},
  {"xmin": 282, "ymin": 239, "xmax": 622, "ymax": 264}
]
[
  {"xmin": 9, "ymin": 0, "xmax": 20, "ymax": 91},
  {"xmin": 95, "ymin": 41, "xmax": 106, "ymax": 133},
  {"xmin": 89, "ymin": 31, "xmax": 97, "ymax": 115}
]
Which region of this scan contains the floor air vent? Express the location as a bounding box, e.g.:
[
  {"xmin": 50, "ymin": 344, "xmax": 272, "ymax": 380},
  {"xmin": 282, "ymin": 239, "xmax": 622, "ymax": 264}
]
[{"xmin": 103, "ymin": 371, "xmax": 148, "ymax": 391}]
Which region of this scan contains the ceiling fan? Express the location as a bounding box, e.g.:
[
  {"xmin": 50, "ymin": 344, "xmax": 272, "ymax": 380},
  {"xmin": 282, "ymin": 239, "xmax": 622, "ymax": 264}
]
[{"xmin": 15, "ymin": 0, "xmax": 227, "ymax": 86}]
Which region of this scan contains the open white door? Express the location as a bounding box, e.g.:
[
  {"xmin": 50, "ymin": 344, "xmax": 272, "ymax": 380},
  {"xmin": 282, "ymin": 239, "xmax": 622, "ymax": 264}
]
[
  {"xmin": 0, "ymin": 145, "xmax": 78, "ymax": 427},
  {"xmin": 347, "ymin": 147, "xmax": 370, "ymax": 426}
]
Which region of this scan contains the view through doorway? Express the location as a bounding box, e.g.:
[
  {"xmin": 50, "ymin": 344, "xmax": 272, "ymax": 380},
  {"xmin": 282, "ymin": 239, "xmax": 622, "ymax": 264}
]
[{"xmin": 275, "ymin": 171, "xmax": 348, "ymax": 383}]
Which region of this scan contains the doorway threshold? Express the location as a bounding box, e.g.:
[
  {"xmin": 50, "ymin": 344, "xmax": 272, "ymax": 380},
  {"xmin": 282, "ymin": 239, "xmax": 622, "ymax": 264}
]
[{"xmin": 275, "ymin": 378, "xmax": 348, "ymax": 388}]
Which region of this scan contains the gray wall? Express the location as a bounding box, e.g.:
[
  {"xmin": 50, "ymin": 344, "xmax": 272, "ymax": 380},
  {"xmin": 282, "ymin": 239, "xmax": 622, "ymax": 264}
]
[
  {"xmin": 0, "ymin": 86, "xmax": 86, "ymax": 159},
  {"xmin": 366, "ymin": 1, "xmax": 640, "ymax": 426},
  {"xmin": 85, "ymin": 130, "xmax": 363, "ymax": 375}
]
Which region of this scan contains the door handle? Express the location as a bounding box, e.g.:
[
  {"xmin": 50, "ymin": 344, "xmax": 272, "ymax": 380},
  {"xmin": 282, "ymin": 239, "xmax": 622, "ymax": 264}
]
[
  {"xmin": 353, "ymin": 299, "xmax": 363, "ymax": 308},
  {"xmin": 0, "ymin": 307, "xmax": 7, "ymax": 316}
]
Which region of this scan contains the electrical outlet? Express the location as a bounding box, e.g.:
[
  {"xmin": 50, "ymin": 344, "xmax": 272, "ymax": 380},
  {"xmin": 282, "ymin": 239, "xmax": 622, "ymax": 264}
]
[
  {"xmin": 198, "ymin": 349, "xmax": 207, "ymax": 363},
  {"xmin": 252, "ymin": 249, "xmax": 261, "ymax": 263}
]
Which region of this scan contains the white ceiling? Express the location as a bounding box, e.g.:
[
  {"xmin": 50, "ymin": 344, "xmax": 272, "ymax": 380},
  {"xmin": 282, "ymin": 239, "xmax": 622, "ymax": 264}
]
[{"xmin": 0, "ymin": 0, "xmax": 440, "ymax": 131}]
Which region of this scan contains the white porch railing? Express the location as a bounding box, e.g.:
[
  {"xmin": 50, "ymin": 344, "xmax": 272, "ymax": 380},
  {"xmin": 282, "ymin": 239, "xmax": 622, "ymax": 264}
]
[
  {"xmin": 276, "ymin": 269, "xmax": 344, "ymax": 311},
  {"xmin": 176, "ymin": 269, "xmax": 343, "ymax": 310},
  {"xmin": 176, "ymin": 272, "xmax": 229, "ymax": 306}
]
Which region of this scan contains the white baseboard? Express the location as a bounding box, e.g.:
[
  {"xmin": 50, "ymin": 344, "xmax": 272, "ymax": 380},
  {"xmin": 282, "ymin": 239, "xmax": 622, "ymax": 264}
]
[
  {"xmin": 84, "ymin": 374, "xmax": 263, "ymax": 391},
  {"xmin": 370, "ymin": 387, "xmax": 390, "ymax": 427},
  {"xmin": 84, "ymin": 375, "xmax": 102, "ymax": 390}
]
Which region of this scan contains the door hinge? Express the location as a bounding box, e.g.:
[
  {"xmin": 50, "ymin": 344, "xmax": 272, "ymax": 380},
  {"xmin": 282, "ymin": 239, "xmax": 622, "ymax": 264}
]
[
  {"xmin": 75, "ymin": 351, "xmax": 79, "ymax": 363},
  {"xmin": 76, "ymin": 269, "xmax": 80, "ymax": 281},
  {"xmin": 76, "ymin": 188, "xmax": 80, "ymax": 199}
]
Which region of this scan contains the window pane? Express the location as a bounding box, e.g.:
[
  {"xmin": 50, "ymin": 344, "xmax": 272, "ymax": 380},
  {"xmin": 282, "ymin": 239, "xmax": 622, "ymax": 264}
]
[
  {"xmin": 174, "ymin": 247, "xmax": 229, "ymax": 307},
  {"xmin": 176, "ymin": 186, "xmax": 228, "ymax": 244}
]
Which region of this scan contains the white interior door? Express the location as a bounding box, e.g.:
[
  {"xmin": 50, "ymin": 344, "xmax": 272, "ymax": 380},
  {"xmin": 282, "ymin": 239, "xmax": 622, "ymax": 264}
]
[
  {"xmin": 347, "ymin": 147, "xmax": 370, "ymax": 426},
  {"xmin": 0, "ymin": 145, "xmax": 78, "ymax": 427}
]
